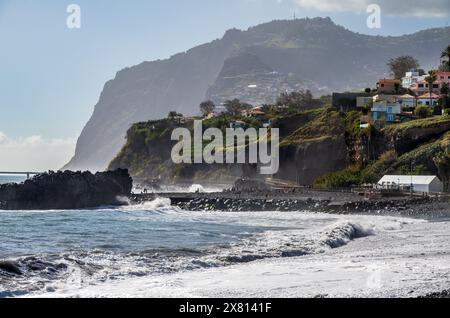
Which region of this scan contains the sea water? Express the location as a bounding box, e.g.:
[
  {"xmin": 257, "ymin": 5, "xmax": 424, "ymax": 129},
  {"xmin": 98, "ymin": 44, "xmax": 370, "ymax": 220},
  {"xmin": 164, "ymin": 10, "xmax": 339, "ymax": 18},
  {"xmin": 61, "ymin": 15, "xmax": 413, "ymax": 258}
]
[
  {"xmin": 0, "ymin": 175, "xmax": 27, "ymax": 185},
  {"xmin": 1, "ymin": 199, "xmax": 450, "ymax": 298}
]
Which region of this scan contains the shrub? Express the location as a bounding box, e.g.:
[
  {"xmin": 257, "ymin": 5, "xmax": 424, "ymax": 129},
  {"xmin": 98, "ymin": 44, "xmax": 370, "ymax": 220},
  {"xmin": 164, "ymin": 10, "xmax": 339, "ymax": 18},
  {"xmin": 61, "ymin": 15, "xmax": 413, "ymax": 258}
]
[
  {"xmin": 443, "ymin": 108, "xmax": 450, "ymax": 116},
  {"xmin": 414, "ymin": 105, "xmax": 434, "ymax": 119},
  {"xmin": 314, "ymin": 165, "xmax": 363, "ymax": 189}
]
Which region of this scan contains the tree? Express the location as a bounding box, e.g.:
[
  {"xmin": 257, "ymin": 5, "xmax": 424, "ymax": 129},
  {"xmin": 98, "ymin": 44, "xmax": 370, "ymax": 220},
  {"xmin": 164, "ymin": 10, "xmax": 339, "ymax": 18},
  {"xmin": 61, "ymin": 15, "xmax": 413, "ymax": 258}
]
[
  {"xmin": 442, "ymin": 82, "xmax": 450, "ymax": 95},
  {"xmin": 440, "ymin": 83, "xmax": 450, "ymax": 109},
  {"xmin": 417, "ymin": 69, "xmax": 426, "ymax": 76},
  {"xmin": 224, "ymin": 99, "xmax": 251, "ymax": 116},
  {"xmin": 276, "ymin": 90, "xmax": 322, "ymax": 110},
  {"xmin": 387, "ymin": 56, "xmax": 420, "ymax": 80},
  {"xmin": 425, "ymin": 70, "xmax": 437, "ymax": 107},
  {"xmin": 441, "ymin": 45, "xmax": 450, "ymax": 71},
  {"xmin": 168, "ymin": 111, "xmax": 182, "ymax": 120},
  {"xmin": 415, "ymin": 106, "xmax": 434, "ymax": 119},
  {"xmin": 364, "ymin": 88, "xmax": 372, "ymax": 94},
  {"xmin": 199, "ymin": 100, "xmax": 215, "ymax": 116}
]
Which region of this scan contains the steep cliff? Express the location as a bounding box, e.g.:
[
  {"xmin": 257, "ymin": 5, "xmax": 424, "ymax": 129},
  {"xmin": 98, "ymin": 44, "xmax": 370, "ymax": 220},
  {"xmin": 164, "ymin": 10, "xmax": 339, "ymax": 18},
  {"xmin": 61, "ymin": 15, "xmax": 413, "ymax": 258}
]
[
  {"xmin": 109, "ymin": 109, "xmax": 450, "ymax": 190},
  {"xmin": 65, "ymin": 18, "xmax": 450, "ymax": 171},
  {"xmin": 315, "ymin": 118, "xmax": 450, "ymax": 190}
]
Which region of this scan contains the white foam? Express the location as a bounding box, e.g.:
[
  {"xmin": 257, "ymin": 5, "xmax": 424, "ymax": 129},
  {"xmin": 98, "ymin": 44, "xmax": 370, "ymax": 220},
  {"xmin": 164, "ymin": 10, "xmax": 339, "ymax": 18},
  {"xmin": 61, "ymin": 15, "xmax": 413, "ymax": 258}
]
[
  {"xmin": 124, "ymin": 197, "xmax": 172, "ymax": 211},
  {"xmin": 14, "ymin": 210, "xmax": 450, "ymax": 299},
  {"xmin": 189, "ymin": 184, "xmax": 205, "ymax": 193}
]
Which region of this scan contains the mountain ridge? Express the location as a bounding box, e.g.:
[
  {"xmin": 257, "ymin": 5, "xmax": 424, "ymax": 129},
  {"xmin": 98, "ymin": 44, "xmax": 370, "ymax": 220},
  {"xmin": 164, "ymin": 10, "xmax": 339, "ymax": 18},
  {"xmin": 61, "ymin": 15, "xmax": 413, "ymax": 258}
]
[{"xmin": 64, "ymin": 17, "xmax": 450, "ymax": 171}]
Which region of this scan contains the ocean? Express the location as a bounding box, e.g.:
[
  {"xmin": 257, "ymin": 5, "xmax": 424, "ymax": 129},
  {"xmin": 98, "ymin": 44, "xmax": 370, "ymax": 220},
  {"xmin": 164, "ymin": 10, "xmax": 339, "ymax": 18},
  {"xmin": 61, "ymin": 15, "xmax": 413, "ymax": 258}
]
[
  {"xmin": 1, "ymin": 198, "xmax": 450, "ymax": 298},
  {"xmin": 0, "ymin": 175, "xmax": 27, "ymax": 185}
]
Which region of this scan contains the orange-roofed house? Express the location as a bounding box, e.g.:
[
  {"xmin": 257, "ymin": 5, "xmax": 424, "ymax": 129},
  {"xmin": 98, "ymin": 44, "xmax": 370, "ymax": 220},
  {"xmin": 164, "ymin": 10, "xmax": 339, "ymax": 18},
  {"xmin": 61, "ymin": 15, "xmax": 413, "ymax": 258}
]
[
  {"xmin": 417, "ymin": 93, "xmax": 440, "ymax": 106},
  {"xmin": 376, "ymin": 79, "xmax": 402, "ymax": 94}
]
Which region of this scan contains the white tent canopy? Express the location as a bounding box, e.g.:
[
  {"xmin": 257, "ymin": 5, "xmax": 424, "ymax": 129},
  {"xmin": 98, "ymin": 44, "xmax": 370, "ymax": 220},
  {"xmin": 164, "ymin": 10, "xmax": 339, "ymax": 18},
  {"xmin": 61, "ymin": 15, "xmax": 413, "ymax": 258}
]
[{"xmin": 378, "ymin": 175, "xmax": 444, "ymax": 193}]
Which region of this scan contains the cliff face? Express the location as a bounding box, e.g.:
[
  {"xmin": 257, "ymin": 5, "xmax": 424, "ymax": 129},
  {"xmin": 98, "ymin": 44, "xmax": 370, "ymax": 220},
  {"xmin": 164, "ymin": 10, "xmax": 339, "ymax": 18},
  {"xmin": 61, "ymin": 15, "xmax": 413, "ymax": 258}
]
[
  {"xmin": 109, "ymin": 110, "xmax": 450, "ymax": 190},
  {"xmin": 276, "ymin": 136, "xmax": 350, "ymax": 185},
  {"xmin": 65, "ymin": 18, "xmax": 450, "ymax": 171},
  {"xmin": 314, "ymin": 117, "xmax": 450, "ymax": 191},
  {"xmin": 276, "ymin": 109, "xmax": 352, "ymax": 184}
]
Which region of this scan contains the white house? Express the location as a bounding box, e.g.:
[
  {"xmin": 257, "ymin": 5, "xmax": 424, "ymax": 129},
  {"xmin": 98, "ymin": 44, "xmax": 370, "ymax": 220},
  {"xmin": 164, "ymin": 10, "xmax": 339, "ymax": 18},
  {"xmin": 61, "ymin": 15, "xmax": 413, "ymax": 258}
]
[
  {"xmin": 378, "ymin": 175, "xmax": 444, "ymax": 193},
  {"xmin": 397, "ymin": 94, "xmax": 416, "ymax": 108},
  {"xmin": 402, "ymin": 71, "xmax": 425, "ymax": 89}
]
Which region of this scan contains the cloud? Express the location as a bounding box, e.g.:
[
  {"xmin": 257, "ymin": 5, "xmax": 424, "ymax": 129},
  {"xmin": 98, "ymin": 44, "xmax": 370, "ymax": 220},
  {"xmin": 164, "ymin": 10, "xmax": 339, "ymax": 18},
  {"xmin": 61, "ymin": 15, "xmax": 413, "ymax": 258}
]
[
  {"xmin": 0, "ymin": 132, "xmax": 76, "ymax": 171},
  {"xmin": 293, "ymin": 0, "xmax": 450, "ymax": 17}
]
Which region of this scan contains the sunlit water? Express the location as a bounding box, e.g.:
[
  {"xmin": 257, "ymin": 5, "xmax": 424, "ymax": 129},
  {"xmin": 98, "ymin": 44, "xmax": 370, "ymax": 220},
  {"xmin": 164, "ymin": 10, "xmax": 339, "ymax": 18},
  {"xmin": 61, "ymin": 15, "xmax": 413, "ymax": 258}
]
[
  {"xmin": 1, "ymin": 193, "xmax": 450, "ymax": 298},
  {"xmin": 0, "ymin": 175, "xmax": 27, "ymax": 185}
]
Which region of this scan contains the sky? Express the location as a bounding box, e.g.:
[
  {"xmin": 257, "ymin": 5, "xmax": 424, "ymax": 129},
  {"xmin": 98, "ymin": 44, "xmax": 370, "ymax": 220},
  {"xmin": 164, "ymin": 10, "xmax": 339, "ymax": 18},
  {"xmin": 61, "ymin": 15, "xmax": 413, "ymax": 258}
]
[{"xmin": 0, "ymin": 0, "xmax": 449, "ymax": 171}]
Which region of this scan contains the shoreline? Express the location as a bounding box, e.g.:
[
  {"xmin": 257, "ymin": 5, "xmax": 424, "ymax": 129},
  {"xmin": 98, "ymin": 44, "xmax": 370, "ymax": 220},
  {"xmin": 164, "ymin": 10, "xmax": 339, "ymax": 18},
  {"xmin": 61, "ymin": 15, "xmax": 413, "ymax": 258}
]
[{"xmin": 130, "ymin": 190, "xmax": 450, "ymax": 219}]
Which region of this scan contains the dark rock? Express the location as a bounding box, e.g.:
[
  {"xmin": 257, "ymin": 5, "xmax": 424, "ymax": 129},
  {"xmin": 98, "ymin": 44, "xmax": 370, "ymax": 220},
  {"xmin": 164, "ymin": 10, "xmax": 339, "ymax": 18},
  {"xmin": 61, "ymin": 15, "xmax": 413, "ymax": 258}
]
[
  {"xmin": 0, "ymin": 261, "xmax": 22, "ymax": 275},
  {"xmin": 0, "ymin": 169, "xmax": 132, "ymax": 210}
]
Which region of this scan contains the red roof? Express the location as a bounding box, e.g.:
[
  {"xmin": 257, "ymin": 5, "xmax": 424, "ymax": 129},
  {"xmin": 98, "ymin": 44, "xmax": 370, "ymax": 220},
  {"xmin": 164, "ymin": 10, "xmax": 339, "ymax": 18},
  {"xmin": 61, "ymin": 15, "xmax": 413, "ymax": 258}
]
[{"xmin": 417, "ymin": 93, "xmax": 440, "ymax": 99}]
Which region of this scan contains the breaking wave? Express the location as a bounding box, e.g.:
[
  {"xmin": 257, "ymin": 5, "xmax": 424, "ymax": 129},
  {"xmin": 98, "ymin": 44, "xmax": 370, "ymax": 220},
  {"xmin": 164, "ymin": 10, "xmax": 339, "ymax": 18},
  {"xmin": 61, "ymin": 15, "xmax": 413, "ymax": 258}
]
[
  {"xmin": 120, "ymin": 197, "xmax": 173, "ymax": 212},
  {"xmin": 0, "ymin": 219, "xmax": 374, "ymax": 297}
]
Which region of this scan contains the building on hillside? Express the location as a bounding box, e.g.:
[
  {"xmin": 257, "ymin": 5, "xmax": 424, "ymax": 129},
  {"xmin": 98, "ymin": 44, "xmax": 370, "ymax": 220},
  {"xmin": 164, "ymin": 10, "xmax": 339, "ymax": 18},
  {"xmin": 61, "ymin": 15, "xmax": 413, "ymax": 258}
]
[
  {"xmin": 397, "ymin": 94, "xmax": 417, "ymax": 108},
  {"xmin": 356, "ymin": 96, "xmax": 374, "ymax": 108},
  {"xmin": 410, "ymin": 72, "xmax": 450, "ymax": 96},
  {"xmin": 376, "ymin": 79, "xmax": 402, "ymax": 94},
  {"xmin": 371, "ymin": 101, "xmax": 401, "ymax": 124},
  {"xmin": 377, "ymin": 175, "xmax": 444, "ymax": 193},
  {"xmin": 373, "ymin": 94, "xmax": 399, "ymax": 103},
  {"xmin": 332, "ymin": 92, "xmax": 373, "ymax": 112},
  {"xmin": 436, "ymin": 71, "xmax": 450, "ymax": 83},
  {"xmin": 372, "ymin": 94, "xmax": 417, "ymax": 109},
  {"xmin": 412, "ymin": 81, "xmax": 440, "ymax": 96},
  {"xmin": 417, "ymin": 93, "xmax": 440, "ymax": 106},
  {"xmin": 402, "ymin": 71, "xmax": 425, "ymax": 89},
  {"xmin": 205, "ymin": 112, "xmax": 219, "ymax": 119},
  {"xmin": 242, "ymin": 106, "xmax": 266, "ymax": 119}
]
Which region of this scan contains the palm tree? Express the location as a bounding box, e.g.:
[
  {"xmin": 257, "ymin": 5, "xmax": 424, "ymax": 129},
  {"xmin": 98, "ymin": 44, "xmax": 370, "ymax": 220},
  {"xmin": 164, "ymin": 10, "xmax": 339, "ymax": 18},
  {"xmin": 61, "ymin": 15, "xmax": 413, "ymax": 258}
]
[
  {"xmin": 425, "ymin": 70, "xmax": 437, "ymax": 107},
  {"xmin": 441, "ymin": 83, "xmax": 450, "ymax": 109},
  {"xmin": 441, "ymin": 45, "xmax": 450, "ymax": 71}
]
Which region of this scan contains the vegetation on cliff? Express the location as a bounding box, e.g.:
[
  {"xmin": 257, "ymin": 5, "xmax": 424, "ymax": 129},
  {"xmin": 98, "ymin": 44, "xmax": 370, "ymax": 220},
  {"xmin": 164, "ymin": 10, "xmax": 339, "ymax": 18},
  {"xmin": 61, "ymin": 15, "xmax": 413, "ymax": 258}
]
[
  {"xmin": 110, "ymin": 93, "xmax": 449, "ymax": 190},
  {"xmin": 315, "ymin": 125, "xmax": 450, "ymax": 190}
]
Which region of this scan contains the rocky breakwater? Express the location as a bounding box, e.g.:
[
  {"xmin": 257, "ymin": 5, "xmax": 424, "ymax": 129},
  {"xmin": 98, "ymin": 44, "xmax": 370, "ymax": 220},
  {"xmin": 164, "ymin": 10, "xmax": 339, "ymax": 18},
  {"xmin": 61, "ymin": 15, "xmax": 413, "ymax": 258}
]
[
  {"xmin": 0, "ymin": 169, "xmax": 133, "ymax": 210},
  {"xmin": 171, "ymin": 190, "xmax": 446, "ymax": 216}
]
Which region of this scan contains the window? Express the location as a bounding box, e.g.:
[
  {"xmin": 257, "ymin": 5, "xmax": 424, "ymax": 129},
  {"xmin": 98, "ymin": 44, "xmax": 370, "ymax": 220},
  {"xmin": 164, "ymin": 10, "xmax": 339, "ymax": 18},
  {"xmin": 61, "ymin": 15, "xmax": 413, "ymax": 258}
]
[
  {"xmin": 433, "ymin": 84, "xmax": 439, "ymax": 88},
  {"xmin": 418, "ymin": 84, "xmax": 424, "ymax": 88}
]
